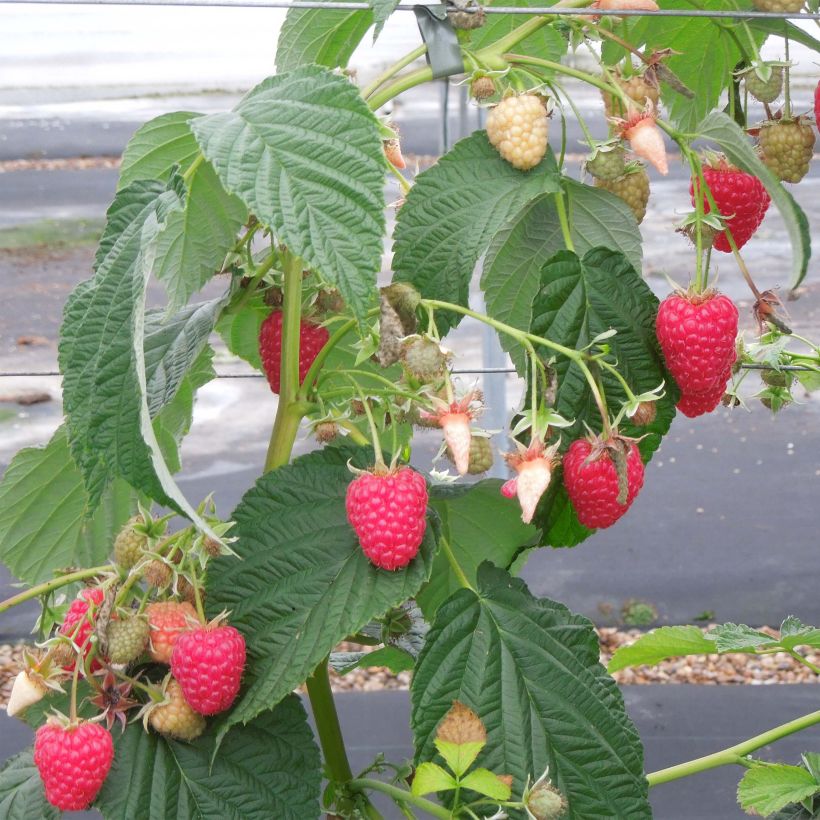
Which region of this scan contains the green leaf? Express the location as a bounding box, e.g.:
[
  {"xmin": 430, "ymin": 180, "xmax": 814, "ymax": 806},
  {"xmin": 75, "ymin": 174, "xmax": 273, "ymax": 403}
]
[
  {"xmin": 216, "ymin": 292, "xmax": 268, "ymax": 371},
  {"xmin": 372, "ymin": 0, "xmax": 399, "ymax": 39},
  {"xmin": 637, "ymin": 0, "xmax": 759, "ymax": 132},
  {"xmin": 118, "ymin": 111, "xmax": 202, "ymax": 189},
  {"xmin": 95, "ymin": 694, "xmax": 321, "ymax": 819},
  {"xmin": 435, "ymin": 739, "xmax": 485, "ymax": 780},
  {"xmin": 529, "ymin": 248, "xmax": 676, "ymax": 547},
  {"xmin": 608, "ymin": 626, "xmax": 718, "ymax": 673},
  {"xmin": 153, "ymin": 160, "xmax": 246, "ymax": 313},
  {"xmin": 747, "ymin": 19, "xmax": 820, "ymax": 56},
  {"xmin": 392, "ymin": 134, "xmax": 561, "ymax": 334},
  {"xmin": 770, "ymin": 802, "xmax": 819, "ymax": 820},
  {"xmin": 0, "ymin": 428, "xmax": 134, "ymax": 585},
  {"xmin": 276, "ymin": 1, "xmax": 372, "ymax": 72},
  {"xmin": 412, "ymin": 563, "xmax": 650, "ymax": 815},
  {"xmin": 418, "ymin": 480, "xmax": 536, "ymax": 619},
  {"xmin": 708, "ymin": 623, "xmax": 779, "ymax": 653},
  {"xmin": 411, "ymin": 762, "xmax": 458, "ymax": 796},
  {"xmin": 738, "ymin": 764, "xmax": 819, "ymax": 818},
  {"xmin": 329, "ymin": 645, "xmax": 415, "ymax": 675},
  {"xmin": 778, "ymin": 617, "xmax": 820, "ymax": 652},
  {"xmin": 459, "ymin": 768, "xmax": 512, "ymax": 801},
  {"xmin": 59, "ymin": 177, "xmax": 222, "ymax": 540},
  {"xmin": 481, "ymin": 179, "xmax": 642, "ymax": 370},
  {"xmin": 697, "ymin": 111, "xmax": 811, "ymax": 290},
  {"xmin": 0, "ymin": 749, "xmax": 59, "ymax": 820},
  {"xmin": 153, "ymin": 345, "xmax": 215, "ymax": 473},
  {"xmin": 205, "ymin": 444, "xmax": 438, "ymax": 741},
  {"xmin": 192, "ymin": 66, "xmax": 385, "ymax": 320}
]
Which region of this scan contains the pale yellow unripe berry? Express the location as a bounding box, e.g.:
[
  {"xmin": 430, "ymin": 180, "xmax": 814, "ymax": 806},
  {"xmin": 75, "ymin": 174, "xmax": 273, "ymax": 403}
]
[{"xmin": 486, "ymin": 95, "xmax": 549, "ymax": 171}]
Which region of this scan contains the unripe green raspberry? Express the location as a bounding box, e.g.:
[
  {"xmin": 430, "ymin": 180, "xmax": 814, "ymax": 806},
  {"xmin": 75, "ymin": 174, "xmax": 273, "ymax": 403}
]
[
  {"xmin": 471, "ymin": 76, "xmax": 496, "ymax": 100},
  {"xmin": 486, "ymin": 95, "xmax": 549, "ymax": 171},
  {"xmin": 526, "ymin": 781, "xmax": 567, "ymax": 820},
  {"xmin": 401, "ymin": 337, "xmax": 448, "ymax": 382},
  {"xmin": 759, "ymin": 119, "xmax": 815, "ymax": 183},
  {"xmin": 586, "ymin": 144, "xmax": 626, "ymax": 181},
  {"xmin": 594, "ymin": 163, "xmax": 650, "ymax": 223},
  {"xmin": 742, "ymin": 66, "xmax": 783, "ymax": 103},
  {"xmin": 761, "ymin": 368, "xmax": 793, "ymax": 388},
  {"xmin": 446, "ymin": 434, "xmax": 494, "ymax": 474},
  {"xmin": 314, "ymin": 421, "xmax": 339, "ymax": 443},
  {"xmin": 106, "ymin": 615, "xmax": 149, "ymax": 664},
  {"xmin": 114, "ymin": 516, "xmax": 148, "ymax": 569}
]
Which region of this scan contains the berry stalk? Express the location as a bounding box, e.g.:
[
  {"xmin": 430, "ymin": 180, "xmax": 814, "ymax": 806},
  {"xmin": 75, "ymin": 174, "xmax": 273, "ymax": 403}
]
[
  {"xmin": 348, "ymin": 778, "xmax": 451, "ymax": 820},
  {"xmin": 0, "ymin": 564, "xmax": 114, "ymax": 614},
  {"xmin": 646, "ymin": 709, "xmax": 820, "ymax": 787}
]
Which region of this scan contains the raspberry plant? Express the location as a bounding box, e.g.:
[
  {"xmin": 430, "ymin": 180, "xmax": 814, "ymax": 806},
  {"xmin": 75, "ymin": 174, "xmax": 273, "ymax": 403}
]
[{"xmin": 2, "ymin": 2, "xmax": 820, "ymax": 817}]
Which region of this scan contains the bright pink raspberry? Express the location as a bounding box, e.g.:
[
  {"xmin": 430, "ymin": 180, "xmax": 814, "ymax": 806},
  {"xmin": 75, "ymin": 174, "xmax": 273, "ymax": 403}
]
[
  {"xmin": 563, "ymin": 438, "xmax": 645, "ymax": 530},
  {"xmin": 346, "ymin": 467, "xmax": 428, "ymax": 571}
]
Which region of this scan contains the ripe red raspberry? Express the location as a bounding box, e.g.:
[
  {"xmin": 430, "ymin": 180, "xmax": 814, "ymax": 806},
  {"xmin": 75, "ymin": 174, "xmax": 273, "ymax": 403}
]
[
  {"xmin": 676, "ymin": 370, "xmax": 730, "ymax": 418},
  {"xmin": 690, "ymin": 162, "xmax": 770, "ymax": 252},
  {"xmin": 346, "ymin": 467, "xmax": 428, "ymax": 571},
  {"xmin": 59, "ymin": 587, "xmax": 105, "ymax": 671},
  {"xmin": 259, "ymin": 311, "xmax": 329, "ymax": 394},
  {"xmin": 171, "ymin": 624, "xmax": 246, "ymax": 715},
  {"xmin": 146, "ymin": 601, "xmax": 197, "ymax": 664},
  {"xmin": 563, "ymin": 438, "xmax": 645, "ymax": 530},
  {"xmin": 815, "ymin": 81, "xmax": 819, "ymax": 130},
  {"xmin": 34, "ymin": 720, "xmax": 114, "ymax": 811},
  {"xmin": 656, "ymin": 290, "xmax": 738, "ymax": 395}
]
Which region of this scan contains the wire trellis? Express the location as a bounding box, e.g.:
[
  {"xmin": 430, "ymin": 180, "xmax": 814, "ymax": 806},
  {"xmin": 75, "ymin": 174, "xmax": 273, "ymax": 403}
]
[
  {"xmin": 0, "ymin": 0, "xmax": 818, "ymax": 16},
  {"xmin": 1, "ymin": 363, "xmax": 817, "ymax": 377}
]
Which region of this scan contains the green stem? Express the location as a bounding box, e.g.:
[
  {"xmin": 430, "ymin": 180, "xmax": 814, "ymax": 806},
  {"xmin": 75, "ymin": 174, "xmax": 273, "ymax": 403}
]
[
  {"xmin": 0, "ymin": 565, "xmax": 114, "ymax": 614},
  {"xmin": 504, "ymin": 53, "xmax": 630, "ymax": 107},
  {"xmin": 182, "ymin": 154, "xmax": 204, "ymax": 184},
  {"xmin": 349, "ymin": 778, "xmax": 451, "ymax": 819},
  {"xmin": 352, "ymin": 382, "xmax": 385, "ymax": 466},
  {"xmin": 786, "ymin": 649, "xmax": 820, "ymax": 675},
  {"xmin": 306, "ymin": 659, "xmax": 354, "ymax": 783},
  {"xmin": 339, "ymin": 420, "xmax": 375, "ymax": 447},
  {"xmin": 783, "ymin": 30, "xmax": 791, "ymax": 120},
  {"xmin": 186, "ymin": 554, "xmax": 206, "ymax": 623},
  {"xmin": 554, "ymin": 190, "xmax": 576, "ymax": 253},
  {"xmin": 264, "ymin": 251, "xmax": 309, "ymax": 473},
  {"xmin": 230, "ymin": 250, "xmax": 277, "ymax": 313},
  {"xmin": 422, "ymin": 299, "xmax": 581, "ymax": 362},
  {"xmin": 368, "ymin": 65, "xmax": 433, "ymax": 111},
  {"xmin": 363, "ymin": 44, "xmax": 427, "ymax": 100},
  {"xmin": 646, "ymin": 710, "xmax": 820, "ymax": 786},
  {"xmin": 299, "ymin": 318, "xmax": 357, "ymax": 399},
  {"xmin": 440, "ymin": 535, "xmax": 472, "ymax": 590}
]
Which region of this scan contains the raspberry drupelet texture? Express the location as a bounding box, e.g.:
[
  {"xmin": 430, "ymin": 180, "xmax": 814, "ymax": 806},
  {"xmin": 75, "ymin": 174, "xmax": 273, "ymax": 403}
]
[
  {"xmin": 656, "ymin": 291, "xmax": 738, "ymax": 395},
  {"xmin": 691, "ymin": 164, "xmax": 770, "ymax": 252},
  {"xmin": 148, "ymin": 679, "xmax": 207, "ymax": 741},
  {"xmin": 595, "ymin": 164, "xmax": 650, "ymax": 223},
  {"xmin": 59, "ymin": 587, "xmax": 105, "ymax": 671},
  {"xmin": 34, "ymin": 721, "xmax": 114, "ymax": 811},
  {"xmin": 171, "ymin": 624, "xmax": 246, "ymax": 715},
  {"xmin": 146, "ymin": 600, "xmax": 198, "ymax": 664},
  {"xmin": 759, "ymin": 119, "xmax": 816, "ymax": 184},
  {"xmin": 346, "ymin": 467, "xmax": 428, "ymax": 570},
  {"xmin": 563, "ymin": 439, "xmax": 645, "ymax": 529},
  {"xmin": 486, "ymin": 95, "xmax": 549, "ymax": 171},
  {"xmin": 259, "ymin": 311, "xmax": 329, "ymax": 394}
]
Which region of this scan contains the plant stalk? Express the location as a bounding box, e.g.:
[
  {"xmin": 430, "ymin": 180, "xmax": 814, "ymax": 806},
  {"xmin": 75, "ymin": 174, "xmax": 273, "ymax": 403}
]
[
  {"xmin": 646, "ymin": 709, "xmax": 820, "ymax": 786},
  {"xmin": 0, "ymin": 565, "xmax": 115, "ymax": 614},
  {"xmin": 349, "ymin": 778, "xmax": 451, "ymax": 819},
  {"xmin": 306, "ymin": 658, "xmax": 354, "ymax": 783}
]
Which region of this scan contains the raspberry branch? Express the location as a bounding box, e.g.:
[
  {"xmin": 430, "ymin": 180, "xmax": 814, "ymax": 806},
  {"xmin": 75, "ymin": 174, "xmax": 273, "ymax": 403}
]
[
  {"xmin": 647, "ymin": 709, "xmax": 820, "ymax": 788},
  {"xmin": 0, "ymin": 564, "xmax": 114, "ymax": 615}
]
